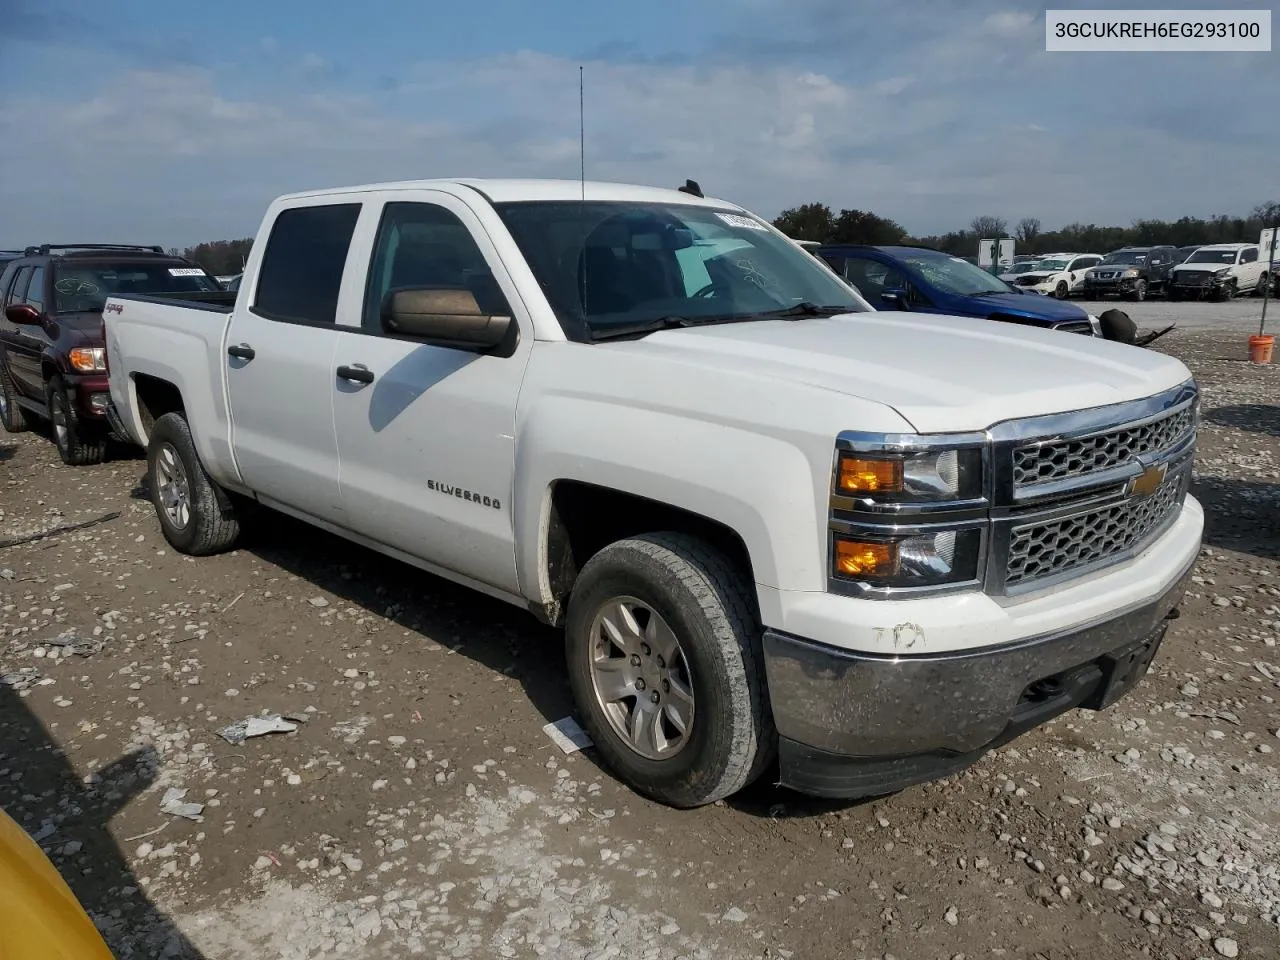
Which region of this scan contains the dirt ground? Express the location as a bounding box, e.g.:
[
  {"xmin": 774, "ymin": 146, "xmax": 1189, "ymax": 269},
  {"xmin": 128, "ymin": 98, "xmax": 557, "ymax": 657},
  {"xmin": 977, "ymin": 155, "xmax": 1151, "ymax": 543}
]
[{"xmin": 2, "ymin": 320, "xmax": 1278, "ymax": 960}]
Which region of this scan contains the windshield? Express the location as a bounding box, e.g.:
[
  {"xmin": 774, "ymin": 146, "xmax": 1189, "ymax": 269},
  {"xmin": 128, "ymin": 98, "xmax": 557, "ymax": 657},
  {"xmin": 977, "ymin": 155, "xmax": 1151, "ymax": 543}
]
[
  {"xmin": 53, "ymin": 260, "xmax": 220, "ymax": 312},
  {"xmin": 897, "ymin": 251, "xmax": 1012, "ymax": 296},
  {"xmin": 492, "ymin": 201, "xmax": 867, "ymax": 340},
  {"xmin": 1035, "ymin": 259, "xmax": 1070, "ymax": 271},
  {"xmin": 1101, "ymin": 251, "xmax": 1148, "ymax": 265},
  {"xmin": 1003, "ymin": 261, "xmax": 1041, "ymax": 275},
  {"xmin": 1186, "ymin": 249, "xmax": 1238, "ymax": 265}
]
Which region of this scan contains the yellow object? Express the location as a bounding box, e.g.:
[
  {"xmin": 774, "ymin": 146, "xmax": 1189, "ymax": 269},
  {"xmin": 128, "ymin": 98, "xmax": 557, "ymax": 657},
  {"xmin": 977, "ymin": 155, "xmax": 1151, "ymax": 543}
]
[
  {"xmin": 0, "ymin": 805, "xmax": 115, "ymax": 959},
  {"xmin": 838, "ymin": 454, "xmax": 903, "ymax": 494},
  {"xmin": 833, "ymin": 537, "xmax": 899, "ymax": 577}
]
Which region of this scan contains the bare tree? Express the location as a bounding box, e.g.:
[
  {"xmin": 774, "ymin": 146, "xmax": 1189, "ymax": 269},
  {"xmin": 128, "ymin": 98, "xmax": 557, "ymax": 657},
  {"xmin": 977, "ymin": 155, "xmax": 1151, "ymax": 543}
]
[
  {"xmin": 969, "ymin": 215, "xmax": 1009, "ymax": 238},
  {"xmin": 1015, "ymin": 217, "xmax": 1041, "ymax": 245}
]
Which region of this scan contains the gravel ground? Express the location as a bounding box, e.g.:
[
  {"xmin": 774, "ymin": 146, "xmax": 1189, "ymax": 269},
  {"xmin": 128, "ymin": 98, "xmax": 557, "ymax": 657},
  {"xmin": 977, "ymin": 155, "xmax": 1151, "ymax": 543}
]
[{"xmin": 2, "ymin": 326, "xmax": 1278, "ymax": 960}]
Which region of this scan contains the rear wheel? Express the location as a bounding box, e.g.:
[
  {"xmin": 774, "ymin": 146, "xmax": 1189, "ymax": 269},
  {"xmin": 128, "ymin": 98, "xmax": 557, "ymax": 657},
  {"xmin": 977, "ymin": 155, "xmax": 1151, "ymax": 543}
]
[
  {"xmin": 46, "ymin": 376, "xmax": 106, "ymax": 465},
  {"xmin": 147, "ymin": 412, "xmax": 241, "ymax": 555},
  {"xmin": 564, "ymin": 532, "xmax": 775, "ymax": 808},
  {"xmin": 0, "ymin": 364, "xmax": 32, "ymax": 433},
  {"xmin": 1255, "ymin": 272, "xmax": 1272, "ymax": 297}
]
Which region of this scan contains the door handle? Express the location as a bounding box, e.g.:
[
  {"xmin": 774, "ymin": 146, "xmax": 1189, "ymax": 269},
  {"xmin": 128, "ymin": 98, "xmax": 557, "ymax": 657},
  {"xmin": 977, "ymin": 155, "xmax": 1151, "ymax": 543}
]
[
  {"xmin": 227, "ymin": 343, "xmax": 255, "ymax": 361},
  {"xmin": 336, "ymin": 364, "xmax": 375, "ymax": 384}
]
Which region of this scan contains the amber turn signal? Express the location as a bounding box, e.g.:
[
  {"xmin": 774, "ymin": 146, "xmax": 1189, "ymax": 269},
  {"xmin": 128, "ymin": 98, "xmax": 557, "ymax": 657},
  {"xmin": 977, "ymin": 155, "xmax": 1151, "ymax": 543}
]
[
  {"xmin": 833, "ymin": 538, "xmax": 899, "ymax": 578},
  {"xmin": 838, "ymin": 454, "xmax": 903, "ymax": 494},
  {"xmin": 68, "ymin": 347, "xmax": 105, "ymax": 372}
]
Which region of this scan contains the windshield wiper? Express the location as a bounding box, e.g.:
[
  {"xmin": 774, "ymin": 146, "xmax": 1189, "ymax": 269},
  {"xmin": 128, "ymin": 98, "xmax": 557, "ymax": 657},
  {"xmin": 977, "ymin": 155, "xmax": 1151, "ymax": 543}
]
[{"xmin": 737, "ymin": 302, "xmax": 854, "ymax": 320}]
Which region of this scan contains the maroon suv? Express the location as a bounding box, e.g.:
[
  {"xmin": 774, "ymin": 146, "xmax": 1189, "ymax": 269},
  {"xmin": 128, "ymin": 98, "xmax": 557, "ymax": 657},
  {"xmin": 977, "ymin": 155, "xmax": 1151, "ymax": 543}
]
[{"xmin": 0, "ymin": 244, "xmax": 229, "ymax": 464}]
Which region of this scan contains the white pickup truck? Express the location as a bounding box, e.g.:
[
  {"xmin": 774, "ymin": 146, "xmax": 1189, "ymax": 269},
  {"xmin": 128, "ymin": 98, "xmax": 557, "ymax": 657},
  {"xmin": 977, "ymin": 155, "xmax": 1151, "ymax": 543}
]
[{"xmin": 103, "ymin": 178, "xmax": 1204, "ymax": 808}]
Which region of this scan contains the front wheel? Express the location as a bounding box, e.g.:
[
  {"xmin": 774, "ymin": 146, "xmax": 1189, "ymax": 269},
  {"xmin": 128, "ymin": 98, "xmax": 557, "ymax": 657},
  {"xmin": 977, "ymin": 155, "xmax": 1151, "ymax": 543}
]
[
  {"xmin": 1126, "ymin": 280, "xmax": 1147, "ymax": 302},
  {"xmin": 46, "ymin": 376, "xmax": 106, "ymax": 465},
  {"xmin": 564, "ymin": 533, "xmax": 775, "ymax": 808},
  {"xmin": 1054, "ymin": 281, "xmax": 1069, "ymax": 300},
  {"xmin": 146, "ymin": 412, "xmax": 241, "ymax": 555}
]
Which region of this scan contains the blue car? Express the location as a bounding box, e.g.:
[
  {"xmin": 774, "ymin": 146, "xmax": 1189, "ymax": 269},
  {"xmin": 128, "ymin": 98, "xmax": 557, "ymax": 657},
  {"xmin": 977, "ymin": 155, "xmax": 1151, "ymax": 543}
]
[{"xmin": 817, "ymin": 244, "xmax": 1100, "ymax": 337}]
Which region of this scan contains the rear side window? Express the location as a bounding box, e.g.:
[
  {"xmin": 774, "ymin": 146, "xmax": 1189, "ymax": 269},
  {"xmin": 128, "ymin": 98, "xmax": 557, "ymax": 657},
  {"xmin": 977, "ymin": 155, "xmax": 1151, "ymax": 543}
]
[
  {"xmin": 253, "ymin": 203, "xmax": 361, "ymax": 325},
  {"xmin": 23, "ymin": 267, "xmax": 46, "ymax": 313},
  {"xmin": 7, "ymin": 267, "xmax": 31, "ymax": 307}
]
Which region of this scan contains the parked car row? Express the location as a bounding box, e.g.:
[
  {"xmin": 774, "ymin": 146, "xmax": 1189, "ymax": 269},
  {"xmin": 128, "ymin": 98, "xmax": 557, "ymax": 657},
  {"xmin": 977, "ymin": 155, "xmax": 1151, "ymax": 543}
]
[
  {"xmin": 997, "ymin": 243, "xmax": 1274, "ymax": 302},
  {"xmin": 3, "ymin": 180, "xmax": 1204, "ymax": 814}
]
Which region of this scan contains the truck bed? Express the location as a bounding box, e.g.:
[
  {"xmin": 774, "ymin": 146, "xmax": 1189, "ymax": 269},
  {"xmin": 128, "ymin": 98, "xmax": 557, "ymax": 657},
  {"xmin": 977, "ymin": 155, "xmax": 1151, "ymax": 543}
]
[{"xmin": 108, "ymin": 289, "xmax": 238, "ymax": 311}]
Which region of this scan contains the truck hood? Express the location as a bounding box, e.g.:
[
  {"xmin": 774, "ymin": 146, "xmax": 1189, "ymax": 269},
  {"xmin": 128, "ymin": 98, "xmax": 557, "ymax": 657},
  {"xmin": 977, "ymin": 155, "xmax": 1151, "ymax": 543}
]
[
  {"xmin": 1172, "ymin": 263, "xmax": 1228, "ymax": 275},
  {"xmin": 607, "ymin": 312, "xmax": 1189, "ymax": 434}
]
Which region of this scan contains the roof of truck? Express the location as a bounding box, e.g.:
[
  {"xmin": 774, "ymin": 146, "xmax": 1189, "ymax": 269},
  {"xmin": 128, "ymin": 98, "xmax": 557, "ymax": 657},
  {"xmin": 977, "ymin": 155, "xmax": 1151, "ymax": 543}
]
[
  {"xmin": 274, "ymin": 178, "xmax": 740, "ymax": 209},
  {"xmin": 1192, "ymin": 242, "xmax": 1257, "ymax": 251}
]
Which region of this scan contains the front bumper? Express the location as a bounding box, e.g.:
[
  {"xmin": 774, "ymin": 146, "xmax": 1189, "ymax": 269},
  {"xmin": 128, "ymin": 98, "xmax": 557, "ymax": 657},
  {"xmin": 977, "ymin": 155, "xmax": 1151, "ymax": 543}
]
[
  {"xmin": 65, "ymin": 373, "xmax": 110, "ymax": 422},
  {"xmin": 764, "ymin": 554, "xmax": 1194, "ymax": 799},
  {"xmin": 1084, "ymin": 277, "xmax": 1142, "ymax": 296}
]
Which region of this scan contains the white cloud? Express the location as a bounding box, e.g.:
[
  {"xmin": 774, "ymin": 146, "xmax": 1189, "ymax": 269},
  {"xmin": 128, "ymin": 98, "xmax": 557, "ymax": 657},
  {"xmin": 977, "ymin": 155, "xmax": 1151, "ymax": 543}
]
[{"xmin": 0, "ymin": 40, "xmax": 1276, "ymax": 247}]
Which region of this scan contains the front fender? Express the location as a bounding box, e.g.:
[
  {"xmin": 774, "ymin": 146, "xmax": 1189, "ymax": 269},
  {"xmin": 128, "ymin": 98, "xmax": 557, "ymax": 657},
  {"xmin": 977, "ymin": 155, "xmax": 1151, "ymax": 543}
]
[{"xmin": 513, "ymin": 396, "xmax": 827, "ymax": 605}]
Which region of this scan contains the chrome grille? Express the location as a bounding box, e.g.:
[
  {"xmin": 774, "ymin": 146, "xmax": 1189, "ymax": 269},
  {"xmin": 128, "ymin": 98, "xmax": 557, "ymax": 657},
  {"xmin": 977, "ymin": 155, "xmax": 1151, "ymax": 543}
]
[
  {"xmin": 1012, "ymin": 405, "xmax": 1195, "ymax": 488},
  {"xmin": 1174, "ymin": 272, "xmax": 1208, "ymax": 286},
  {"xmin": 1056, "ymin": 321, "xmax": 1095, "ymax": 337},
  {"xmin": 1005, "ymin": 472, "xmax": 1184, "ymax": 587}
]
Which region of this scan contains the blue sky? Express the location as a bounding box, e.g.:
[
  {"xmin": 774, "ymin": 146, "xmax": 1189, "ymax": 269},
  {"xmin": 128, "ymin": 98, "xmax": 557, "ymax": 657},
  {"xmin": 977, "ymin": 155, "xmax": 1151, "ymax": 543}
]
[{"xmin": 1, "ymin": 0, "xmax": 1276, "ymax": 247}]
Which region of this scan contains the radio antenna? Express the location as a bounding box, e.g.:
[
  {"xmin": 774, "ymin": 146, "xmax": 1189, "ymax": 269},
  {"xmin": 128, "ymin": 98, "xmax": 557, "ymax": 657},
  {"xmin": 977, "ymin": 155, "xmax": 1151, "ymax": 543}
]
[
  {"xmin": 578, "ymin": 65, "xmax": 589, "ymax": 327},
  {"xmin": 578, "ymin": 65, "xmax": 585, "ymax": 200}
]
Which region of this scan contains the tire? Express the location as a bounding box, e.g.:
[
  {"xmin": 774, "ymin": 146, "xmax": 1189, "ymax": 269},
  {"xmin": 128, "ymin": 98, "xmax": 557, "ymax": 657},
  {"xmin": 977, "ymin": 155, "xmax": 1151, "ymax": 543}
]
[
  {"xmin": 1126, "ymin": 280, "xmax": 1147, "ymax": 302},
  {"xmin": 564, "ymin": 532, "xmax": 775, "ymax": 809},
  {"xmin": 46, "ymin": 376, "xmax": 106, "ymax": 465},
  {"xmin": 146, "ymin": 412, "xmax": 240, "ymax": 555},
  {"xmin": 0, "ymin": 363, "xmax": 32, "ymax": 433},
  {"xmin": 1255, "ymin": 273, "xmax": 1272, "ymax": 297},
  {"xmin": 1213, "ymin": 280, "xmax": 1236, "ymax": 302},
  {"xmin": 1054, "ymin": 281, "xmax": 1068, "ymax": 300}
]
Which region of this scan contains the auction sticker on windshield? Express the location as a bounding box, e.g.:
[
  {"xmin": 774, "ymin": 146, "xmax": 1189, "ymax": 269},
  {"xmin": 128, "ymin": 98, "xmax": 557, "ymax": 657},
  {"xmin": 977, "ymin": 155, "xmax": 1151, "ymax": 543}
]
[
  {"xmin": 168, "ymin": 267, "xmax": 206, "ymax": 276},
  {"xmin": 716, "ymin": 213, "xmax": 767, "ymax": 231}
]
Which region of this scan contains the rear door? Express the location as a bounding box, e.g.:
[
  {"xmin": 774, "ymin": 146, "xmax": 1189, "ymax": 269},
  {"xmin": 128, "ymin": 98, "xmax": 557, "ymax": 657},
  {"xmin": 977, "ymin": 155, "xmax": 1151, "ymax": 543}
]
[
  {"xmin": 224, "ymin": 201, "xmax": 361, "ymax": 525},
  {"xmin": 329, "ymin": 193, "xmax": 532, "ymax": 594},
  {"xmin": 5, "ymin": 266, "xmax": 48, "ymax": 400}
]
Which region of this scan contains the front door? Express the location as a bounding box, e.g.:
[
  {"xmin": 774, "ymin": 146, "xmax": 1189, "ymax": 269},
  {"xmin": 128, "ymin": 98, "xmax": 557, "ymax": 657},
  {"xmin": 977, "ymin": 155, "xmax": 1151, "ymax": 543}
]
[
  {"xmin": 4, "ymin": 267, "xmax": 48, "ymax": 400},
  {"xmin": 225, "ymin": 201, "xmax": 362, "ymax": 525},
  {"xmin": 330, "ymin": 195, "xmax": 532, "ymax": 594}
]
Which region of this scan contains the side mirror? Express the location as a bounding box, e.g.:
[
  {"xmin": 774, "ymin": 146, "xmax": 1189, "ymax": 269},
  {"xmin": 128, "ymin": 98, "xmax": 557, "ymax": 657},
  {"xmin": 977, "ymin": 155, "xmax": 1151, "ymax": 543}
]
[
  {"xmin": 382, "ymin": 287, "xmax": 514, "ymax": 351},
  {"xmin": 880, "ymin": 287, "xmax": 908, "ymax": 308},
  {"xmin": 5, "ymin": 304, "xmax": 42, "ymax": 325}
]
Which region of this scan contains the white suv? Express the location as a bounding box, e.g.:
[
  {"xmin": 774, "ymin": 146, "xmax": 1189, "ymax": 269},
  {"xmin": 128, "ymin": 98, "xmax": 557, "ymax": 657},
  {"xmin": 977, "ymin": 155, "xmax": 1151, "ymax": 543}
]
[
  {"xmin": 1007, "ymin": 253, "xmax": 1103, "ymax": 299},
  {"xmin": 1168, "ymin": 243, "xmax": 1266, "ymax": 301}
]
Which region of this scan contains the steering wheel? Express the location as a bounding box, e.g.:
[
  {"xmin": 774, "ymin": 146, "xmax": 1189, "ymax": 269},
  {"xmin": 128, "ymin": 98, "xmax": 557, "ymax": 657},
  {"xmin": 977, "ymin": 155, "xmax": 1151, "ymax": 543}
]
[{"xmin": 691, "ymin": 283, "xmax": 721, "ymax": 299}]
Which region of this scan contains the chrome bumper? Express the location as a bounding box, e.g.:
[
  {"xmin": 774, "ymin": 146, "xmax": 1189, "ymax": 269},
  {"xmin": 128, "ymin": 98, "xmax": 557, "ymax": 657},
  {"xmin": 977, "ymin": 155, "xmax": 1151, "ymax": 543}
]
[{"xmin": 763, "ymin": 554, "xmax": 1195, "ymax": 798}]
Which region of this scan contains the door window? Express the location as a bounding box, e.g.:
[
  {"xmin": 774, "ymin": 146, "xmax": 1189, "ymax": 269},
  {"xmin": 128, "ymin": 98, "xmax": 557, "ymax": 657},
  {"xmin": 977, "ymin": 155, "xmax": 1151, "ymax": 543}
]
[
  {"xmin": 1241, "ymin": 247, "xmax": 1259, "ymax": 264},
  {"xmin": 252, "ymin": 203, "xmax": 362, "ymax": 325},
  {"xmin": 5, "ymin": 267, "xmax": 31, "ymax": 308},
  {"xmin": 22, "ymin": 267, "xmax": 46, "ymax": 313},
  {"xmin": 841, "ymin": 256, "xmax": 907, "ymax": 300},
  {"xmin": 362, "ymin": 202, "xmax": 511, "ymax": 334}
]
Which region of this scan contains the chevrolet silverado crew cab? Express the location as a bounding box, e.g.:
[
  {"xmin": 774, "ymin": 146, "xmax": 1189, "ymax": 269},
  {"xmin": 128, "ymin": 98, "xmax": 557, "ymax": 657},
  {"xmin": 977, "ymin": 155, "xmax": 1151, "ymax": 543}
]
[
  {"xmin": 102, "ymin": 179, "xmax": 1203, "ymax": 808},
  {"xmin": 0, "ymin": 244, "xmax": 229, "ymax": 463}
]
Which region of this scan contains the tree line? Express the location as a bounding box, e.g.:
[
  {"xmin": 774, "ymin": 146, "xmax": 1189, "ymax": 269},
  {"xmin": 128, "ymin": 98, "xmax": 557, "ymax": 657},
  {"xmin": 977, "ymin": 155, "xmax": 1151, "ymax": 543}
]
[
  {"xmin": 772, "ymin": 201, "xmax": 1280, "ymax": 256},
  {"xmin": 175, "ymin": 200, "xmax": 1280, "ymax": 273}
]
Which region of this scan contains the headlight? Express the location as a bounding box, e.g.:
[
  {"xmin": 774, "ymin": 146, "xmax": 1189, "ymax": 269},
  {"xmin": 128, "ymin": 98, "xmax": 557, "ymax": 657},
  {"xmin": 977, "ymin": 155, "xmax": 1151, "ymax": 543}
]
[
  {"xmin": 836, "ymin": 448, "xmax": 983, "ymax": 503},
  {"xmin": 1088, "ymin": 314, "xmax": 1102, "ymax": 336},
  {"xmin": 832, "ymin": 529, "xmax": 983, "ymax": 589},
  {"xmin": 68, "ymin": 347, "xmax": 106, "ymax": 372},
  {"xmin": 1213, "ymin": 268, "xmax": 1231, "ymax": 277},
  {"xmin": 1123, "ymin": 268, "xmax": 1141, "ymax": 278}
]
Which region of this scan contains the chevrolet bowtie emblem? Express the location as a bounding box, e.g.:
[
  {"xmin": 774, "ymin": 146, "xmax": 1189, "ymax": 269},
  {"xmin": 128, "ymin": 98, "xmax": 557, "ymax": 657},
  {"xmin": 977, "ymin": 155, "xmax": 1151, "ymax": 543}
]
[{"xmin": 1129, "ymin": 462, "xmax": 1167, "ymax": 498}]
